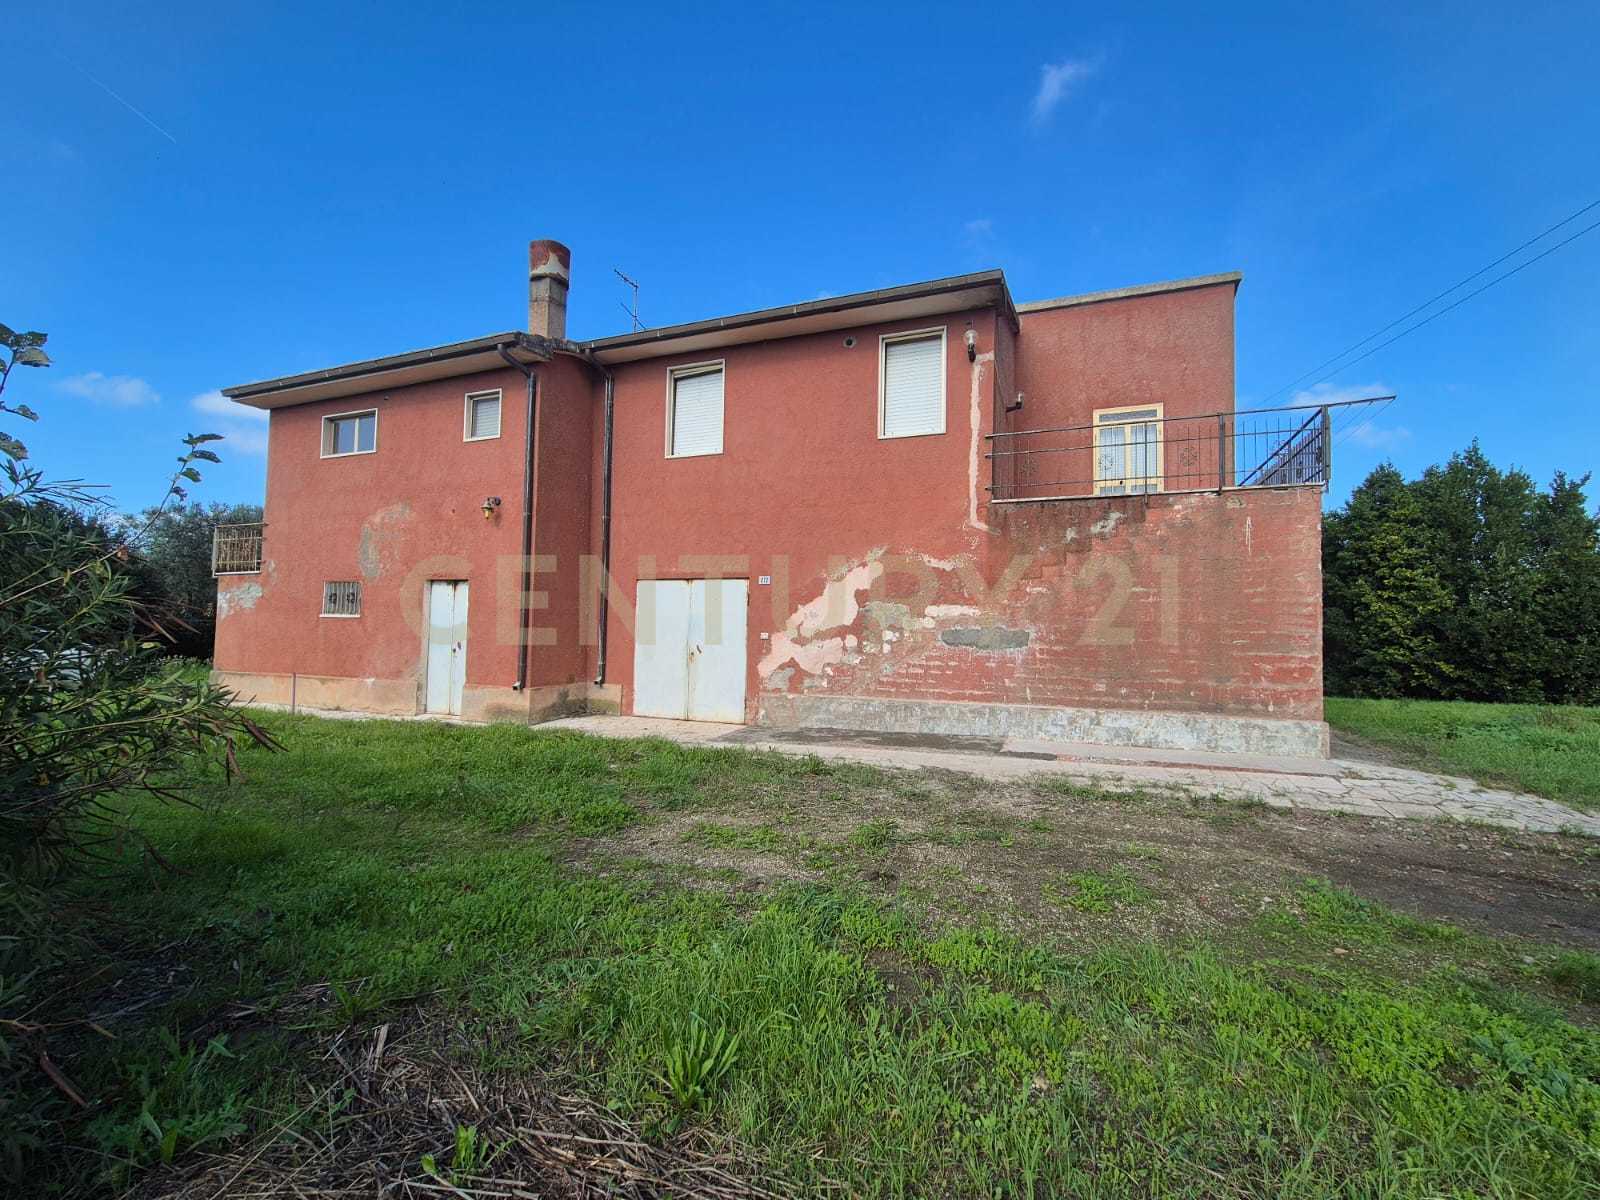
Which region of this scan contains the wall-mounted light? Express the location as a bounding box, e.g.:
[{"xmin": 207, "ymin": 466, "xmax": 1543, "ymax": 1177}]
[
  {"xmin": 964, "ymin": 329, "xmax": 977, "ymax": 362},
  {"xmin": 481, "ymin": 496, "xmax": 502, "ymax": 520}
]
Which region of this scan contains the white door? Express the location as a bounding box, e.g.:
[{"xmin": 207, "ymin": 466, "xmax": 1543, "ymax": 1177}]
[
  {"xmin": 632, "ymin": 578, "xmax": 747, "ymax": 722},
  {"xmin": 425, "ymin": 580, "xmax": 468, "ymax": 715},
  {"xmin": 632, "ymin": 579, "xmax": 691, "ymax": 718},
  {"xmin": 688, "ymin": 578, "xmax": 747, "ymax": 722}
]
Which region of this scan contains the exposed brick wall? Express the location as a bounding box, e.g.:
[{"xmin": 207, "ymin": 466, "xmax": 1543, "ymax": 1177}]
[{"xmin": 756, "ymin": 486, "xmax": 1323, "ymax": 723}]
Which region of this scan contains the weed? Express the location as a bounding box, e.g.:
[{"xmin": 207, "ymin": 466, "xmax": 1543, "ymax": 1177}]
[
  {"xmin": 1043, "ymin": 867, "xmax": 1150, "ymax": 913},
  {"xmin": 684, "ymin": 822, "xmax": 788, "ymax": 853},
  {"xmin": 422, "ymin": 1123, "xmax": 504, "ymax": 1184},
  {"xmin": 1546, "ymin": 950, "xmax": 1600, "ymax": 1002},
  {"xmin": 656, "ymin": 1021, "xmax": 741, "ymax": 1117},
  {"xmin": 87, "ymin": 1030, "xmax": 249, "ymax": 1184},
  {"xmin": 846, "ymin": 819, "xmax": 899, "ymax": 855}
]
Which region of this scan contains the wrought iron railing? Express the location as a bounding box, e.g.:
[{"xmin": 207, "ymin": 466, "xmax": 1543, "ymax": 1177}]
[
  {"xmin": 212, "ymin": 522, "xmax": 264, "ymax": 575},
  {"xmin": 987, "ymin": 397, "xmax": 1392, "ymax": 503}
]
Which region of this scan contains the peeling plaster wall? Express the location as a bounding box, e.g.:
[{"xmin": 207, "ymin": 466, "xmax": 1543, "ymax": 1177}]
[{"xmin": 754, "ymin": 487, "xmax": 1324, "ymax": 723}]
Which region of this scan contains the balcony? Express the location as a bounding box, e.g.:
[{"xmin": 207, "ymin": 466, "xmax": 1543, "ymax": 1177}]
[
  {"xmin": 986, "ymin": 398, "xmax": 1392, "ymax": 504},
  {"xmin": 212, "ymin": 522, "xmax": 265, "ymax": 575}
]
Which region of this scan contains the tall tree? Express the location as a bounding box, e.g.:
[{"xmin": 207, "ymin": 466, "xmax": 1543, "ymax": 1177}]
[
  {"xmin": 1324, "ymin": 464, "xmax": 1453, "ymax": 697},
  {"xmin": 1532, "ymin": 471, "xmax": 1600, "ymax": 704},
  {"xmin": 1324, "ymin": 447, "xmax": 1600, "ymax": 703}
]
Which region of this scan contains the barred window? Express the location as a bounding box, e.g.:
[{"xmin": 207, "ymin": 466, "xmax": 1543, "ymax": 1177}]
[{"xmin": 321, "ymin": 580, "xmax": 362, "ymax": 617}]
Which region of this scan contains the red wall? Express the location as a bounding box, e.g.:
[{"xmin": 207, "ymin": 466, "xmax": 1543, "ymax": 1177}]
[
  {"xmin": 215, "ymin": 366, "xmax": 532, "ymax": 690},
  {"xmin": 593, "ymin": 308, "xmax": 1001, "ymax": 714}
]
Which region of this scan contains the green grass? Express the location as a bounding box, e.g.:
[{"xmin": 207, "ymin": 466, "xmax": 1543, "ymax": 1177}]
[
  {"xmin": 1327, "ymin": 697, "xmax": 1600, "ymax": 810},
  {"xmin": 19, "ymin": 713, "xmax": 1600, "ymax": 1197}
]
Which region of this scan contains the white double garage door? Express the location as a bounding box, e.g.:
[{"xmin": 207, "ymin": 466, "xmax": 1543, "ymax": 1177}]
[{"xmin": 633, "ymin": 579, "xmax": 748, "ymax": 723}]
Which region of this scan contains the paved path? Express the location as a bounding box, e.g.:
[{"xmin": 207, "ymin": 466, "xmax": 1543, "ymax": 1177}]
[{"xmin": 541, "ymin": 714, "xmax": 1600, "ymax": 837}]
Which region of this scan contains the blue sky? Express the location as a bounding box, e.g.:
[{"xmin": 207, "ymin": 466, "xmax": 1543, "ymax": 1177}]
[{"xmin": 5, "ymin": 1, "xmax": 1596, "ymax": 513}]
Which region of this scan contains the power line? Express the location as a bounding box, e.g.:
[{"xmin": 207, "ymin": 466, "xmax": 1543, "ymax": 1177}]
[
  {"xmin": 1295, "ymin": 215, "xmax": 1600, "ymax": 393},
  {"xmin": 1263, "ymin": 196, "xmax": 1600, "ymax": 403}
]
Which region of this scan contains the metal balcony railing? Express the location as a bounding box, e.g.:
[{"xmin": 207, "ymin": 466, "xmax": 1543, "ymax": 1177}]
[
  {"xmin": 212, "ymin": 522, "xmax": 264, "ymax": 575},
  {"xmin": 987, "ymin": 397, "xmax": 1393, "ymax": 503}
]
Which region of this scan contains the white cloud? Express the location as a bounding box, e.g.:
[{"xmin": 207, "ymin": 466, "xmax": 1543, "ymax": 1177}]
[
  {"xmin": 192, "ymin": 389, "xmax": 267, "ymax": 422},
  {"xmin": 190, "ymin": 389, "xmax": 268, "ymax": 456},
  {"xmin": 1032, "ymin": 58, "xmax": 1098, "ymax": 125},
  {"xmin": 57, "ymin": 371, "xmax": 159, "ymax": 407},
  {"xmin": 1346, "ymin": 422, "xmax": 1412, "ymax": 451}
]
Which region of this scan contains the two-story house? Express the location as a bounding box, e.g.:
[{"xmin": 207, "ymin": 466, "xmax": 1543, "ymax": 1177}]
[{"xmin": 213, "ymin": 240, "xmax": 1337, "ymax": 756}]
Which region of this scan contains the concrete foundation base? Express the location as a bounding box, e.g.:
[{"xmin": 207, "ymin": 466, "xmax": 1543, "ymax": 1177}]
[
  {"xmin": 212, "ymin": 670, "xmax": 620, "ymax": 726},
  {"xmin": 757, "ymin": 694, "xmax": 1329, "ymax": 759}
]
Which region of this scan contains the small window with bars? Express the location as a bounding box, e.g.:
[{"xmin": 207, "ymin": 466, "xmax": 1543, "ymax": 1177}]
[
  {"xmin": 464, "ymin": 389, "xmax": 502, "ymax": 441},
  {"xmin": 321, "ymin": 410, "xmax": 376, "ymax": 457},
  {"xmin": 321, "ymin": 580, "xmax": 362, "ymax": 617}
]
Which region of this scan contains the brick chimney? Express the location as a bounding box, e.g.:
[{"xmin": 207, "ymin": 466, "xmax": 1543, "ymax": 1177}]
[{"xmin": 528, "ymin": 239, "xmax": 571, "ymax": 339}]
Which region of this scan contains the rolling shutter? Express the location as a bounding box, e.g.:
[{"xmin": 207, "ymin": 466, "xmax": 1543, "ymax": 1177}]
[
  {"xmin": 467, "ymin": 392, "xmax": 501, "ymax": 439},
  {"xmin": 881, "ymin": 334, "xmax": 945, "ymax": 438},
  {"xmin": 670, "ymin": 367, "xmax": 724, "ymax": 456}
]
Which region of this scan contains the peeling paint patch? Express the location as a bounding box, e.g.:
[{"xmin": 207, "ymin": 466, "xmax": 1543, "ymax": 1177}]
[
  {"xmin": 1062, "ymin": 528, "xmax": 1079, "ymax": 543},
  {"xmin": 864, "ymin": 600, "xmax": 914, "ymax": 631},
  {"xmin": 939, "ymin": 626, "xmax": 1032, "ymax": 651},
  {"xmin": 218, "ymin": 582, "xmax": 263, "ymax": 617},
  {"xmin": 1244, "ymin": 515, "xmax": 1253, "ymax": 556},
  {"xmin": 358, "ymin": 502, "xmax": 413, "ymax": 581},
  {"xmin": 764, "ymin": 666, "xmax": 795, "ymax": 692},
  {"xmin": 792, "ymin": 556, "xmax": 883, "ymax": 637},
  {"xmin": 925, "ymin": 603, "xmax": 981, "ymax": 620},
  {"xmin": 921, "ymin": 554, "xmax": 961, "ymax": 571},
  {"xmin": 1089, "ymin": 511, "xmax": 1124, "ymax": 536}
]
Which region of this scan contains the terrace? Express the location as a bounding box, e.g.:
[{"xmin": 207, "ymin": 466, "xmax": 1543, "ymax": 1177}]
[{"xmin": 987, "ymin": 396, "xmax": 1393, "ymax": 503}]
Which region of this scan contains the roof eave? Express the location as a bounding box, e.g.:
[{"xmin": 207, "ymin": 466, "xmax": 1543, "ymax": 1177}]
[
  {"xmin": 222, "ymin": 332, "xmax": 554, "ymax": 409},
  {"xmin": 587, "ymin": 270, "xmax": 1016, "ymax": 365}
]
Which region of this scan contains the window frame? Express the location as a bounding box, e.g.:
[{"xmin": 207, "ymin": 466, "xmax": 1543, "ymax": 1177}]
[
  {"xmin": 877, "ymin": 327, "xmax": 948, "ymax": 440},
  {"xmin": 462, "ymin": 388, "xmax": 503, "ymax": 442},
  {"xmin": 1092, "ymin": 403, "xmax": 1165, "ymax": 496},
  {"xmin": 319, "ymin": 579, "xmax": 363, "ymax": 618},
  {"xmin": 320, "ymin": 408, "xmax": 378, "ymax": 459},
  {"xmin": 664, "ymin": 359, "xmax": 726, "ymax": 459}
]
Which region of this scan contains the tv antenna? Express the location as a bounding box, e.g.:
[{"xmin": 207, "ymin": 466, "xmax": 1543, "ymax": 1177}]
[{"xmin": 613, "ymin": 268, "xmax": 642, "ymax": 331}]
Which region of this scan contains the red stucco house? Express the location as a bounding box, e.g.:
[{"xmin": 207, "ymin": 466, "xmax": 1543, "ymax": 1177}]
[{"xmin": 212, "ymin": 240, "xmax": 1335, "ymax": 756}]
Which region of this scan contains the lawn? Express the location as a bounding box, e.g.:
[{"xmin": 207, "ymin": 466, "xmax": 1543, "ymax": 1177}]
[
  {"xmin": 15, "ymin": 711, "xmax": 1600, "ymax": 1197},
  {"xmin": 1326, "ymin": 696, "xmax": 1600, "ymax": 810}
]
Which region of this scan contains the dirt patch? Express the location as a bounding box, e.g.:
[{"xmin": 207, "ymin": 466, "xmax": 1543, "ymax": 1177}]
[{"xmin": 583, "ymin": 772, "xmax": 1600, "ymax": 951}]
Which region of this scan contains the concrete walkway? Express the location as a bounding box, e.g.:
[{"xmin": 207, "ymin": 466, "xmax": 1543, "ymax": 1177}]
[{"xmin": 541, "ymin": 714, "xmax": 1600, "ymax": 837}]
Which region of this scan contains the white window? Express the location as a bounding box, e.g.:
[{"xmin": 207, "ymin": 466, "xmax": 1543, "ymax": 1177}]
[
  {"xmin": 879, "ymin": 329, "xmax": 946, "ymax": 439},
  {"xmin": 321, "ymin": 410, "xmax": 376, "ymax": 457},
  {"xmin": 1093, "ymin": 405, "xmax": 1164, "ymax": 495},
  {"xmin": 321, "ymin": 580, "xmax": 362, "ymax": 617},
  {"xmin": 667, "ymin": 362, "xmax": 724, "ymax": 458},
  {"xmin": 464, "ymin": 390, "xmax": 501, "ymax": 441}
]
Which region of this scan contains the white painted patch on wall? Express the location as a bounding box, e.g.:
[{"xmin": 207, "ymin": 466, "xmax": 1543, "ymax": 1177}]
[
  {"xmin": 1090, "ymin": 511, "xmax": 1125, "ymax": 536},
  {"xmin": 1244, "ymin": 515, "xmax": 1254, "ymax": 556},
  {"xmin": 967, "ymin": 349, "xmax": 998, "ymax": 535},
  {"xmin": 925, "ymin": 604, "xmax": 981, "ymax": 619}
]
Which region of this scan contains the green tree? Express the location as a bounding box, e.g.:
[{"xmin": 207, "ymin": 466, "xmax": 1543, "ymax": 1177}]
[
  {"xmin": 120, "ymin": 501, "xmax": 264, "ymax": 659},
  {"xmin": 1324, "ymin": 464, "xmax": 1453, "ymax": 697},
  {"xmin": 1532, "ymin": 471, "xmax": 1600, "ymax": 704},
  {"xmin": 1324, "ymin": 447, "xmax": 1600, "ymax": 703},
  {"xmin": 1412, "ymin": 443, "xmax": 1545, "ymax": 700}
]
